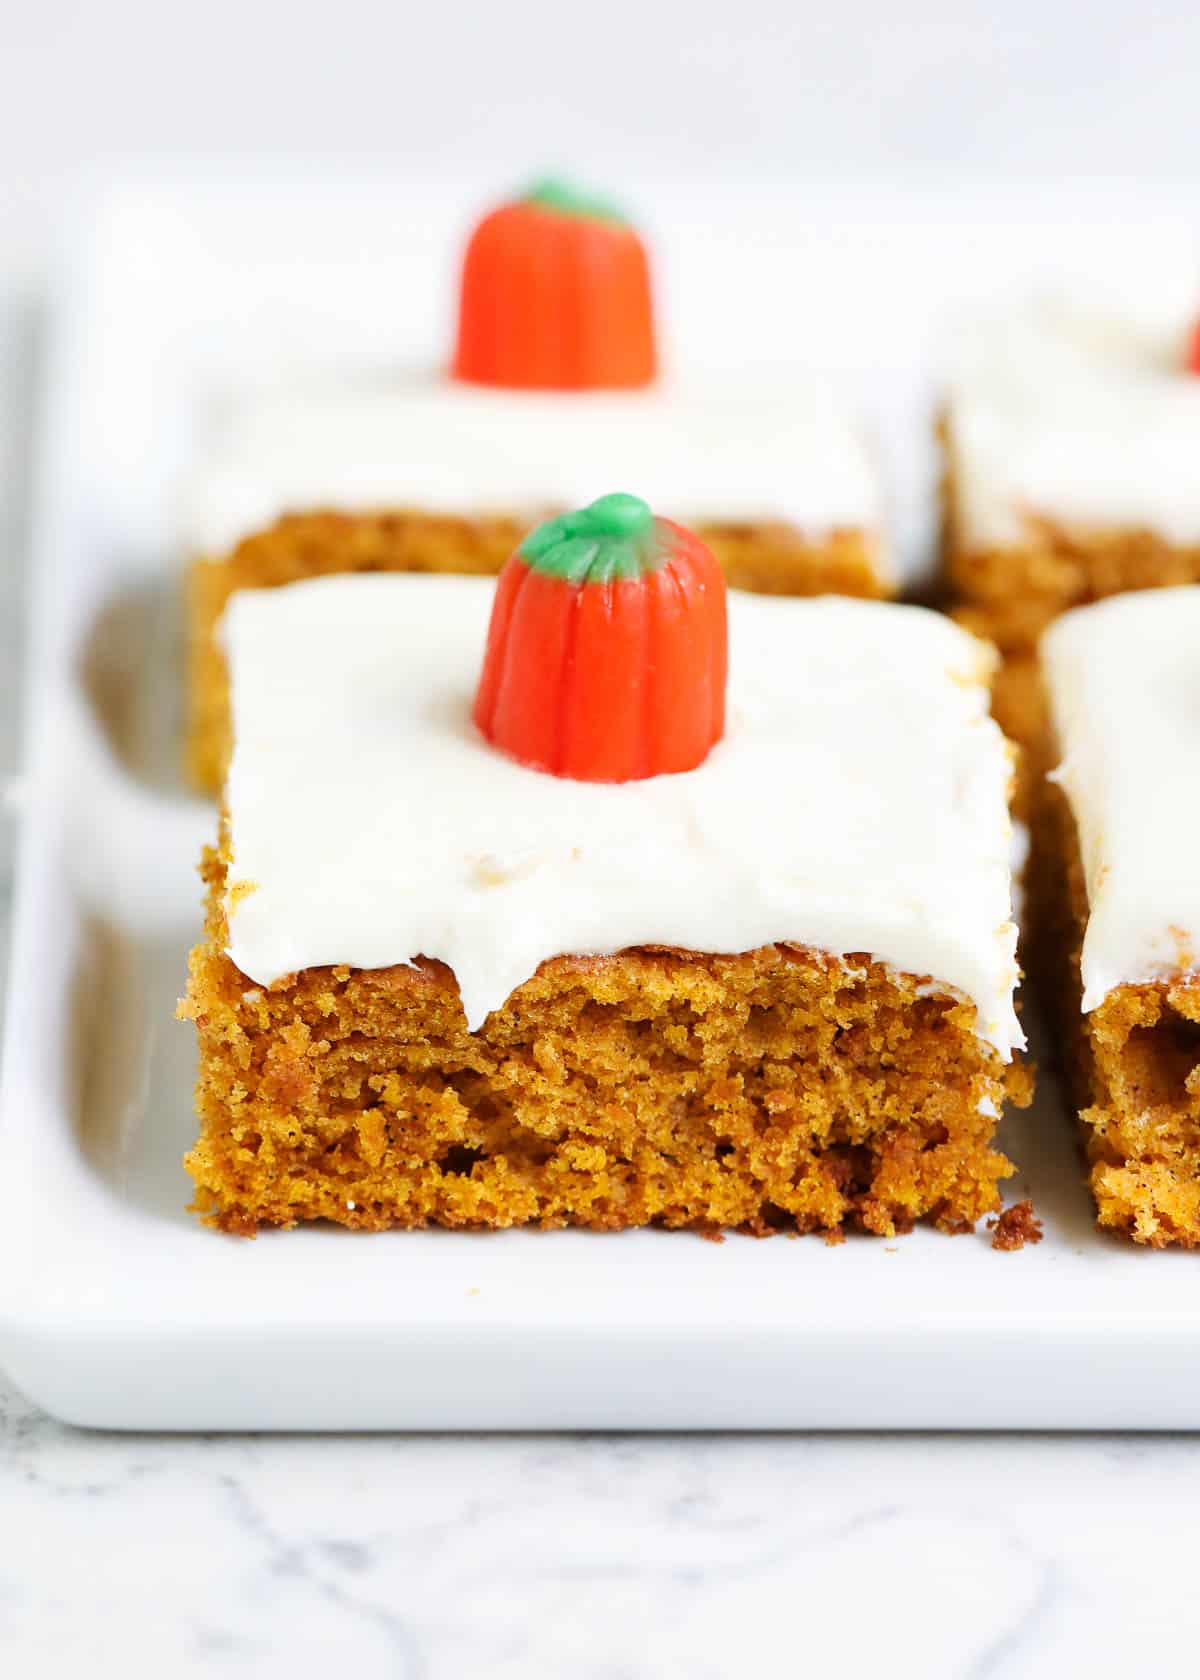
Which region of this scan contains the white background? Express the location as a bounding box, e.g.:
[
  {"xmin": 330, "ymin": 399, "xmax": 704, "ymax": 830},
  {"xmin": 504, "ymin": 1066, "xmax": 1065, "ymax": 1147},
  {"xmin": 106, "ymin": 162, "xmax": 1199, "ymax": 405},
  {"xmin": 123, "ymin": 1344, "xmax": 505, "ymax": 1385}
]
[
  {"xmin": 4, "ymin": 0, "xmax": 1200, "ymax": 291},
  {"xmin": 5, "ymin": 4, "xmax": 1200, "ymax": 1673}
]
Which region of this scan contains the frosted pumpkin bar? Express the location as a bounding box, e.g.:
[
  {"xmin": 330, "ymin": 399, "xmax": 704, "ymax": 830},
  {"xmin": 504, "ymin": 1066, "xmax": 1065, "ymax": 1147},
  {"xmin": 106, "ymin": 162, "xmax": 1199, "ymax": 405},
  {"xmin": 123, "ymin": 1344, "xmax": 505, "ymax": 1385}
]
[
  {"xmin": 180, "ymin": 495, "xmax": 1025, "ymax": 1237},
  {"xmin": 941, "ymin": 295, "xmax": 1200, "ymax": 761},
  {"xmin": 1035, "ymin": 587, "xmax": 1200, "ymax": 1247},
  {"xmin": 183, "ymin": 179, "xmax": 890, "ymax": 791}
]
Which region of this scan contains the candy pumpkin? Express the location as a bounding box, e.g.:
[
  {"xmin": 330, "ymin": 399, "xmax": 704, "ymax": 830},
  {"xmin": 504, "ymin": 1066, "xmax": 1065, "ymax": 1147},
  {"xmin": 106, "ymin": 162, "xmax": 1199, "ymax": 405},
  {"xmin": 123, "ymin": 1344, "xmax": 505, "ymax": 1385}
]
[
  {"xmin": 453, "ymin": 178, "xmax": 657, "ymax": 391},
  {"xmin": 474, "ymin": 493, "xmax": 727, "ymax": 782}
]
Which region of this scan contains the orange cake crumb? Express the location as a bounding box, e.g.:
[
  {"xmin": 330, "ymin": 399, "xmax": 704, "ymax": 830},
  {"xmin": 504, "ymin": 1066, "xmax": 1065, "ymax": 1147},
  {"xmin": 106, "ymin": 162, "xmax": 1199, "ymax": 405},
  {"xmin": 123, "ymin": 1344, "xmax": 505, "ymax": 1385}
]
[{"xmin": 988, "ymin": 1199, "xmax": 1043, "ymax": 1251}]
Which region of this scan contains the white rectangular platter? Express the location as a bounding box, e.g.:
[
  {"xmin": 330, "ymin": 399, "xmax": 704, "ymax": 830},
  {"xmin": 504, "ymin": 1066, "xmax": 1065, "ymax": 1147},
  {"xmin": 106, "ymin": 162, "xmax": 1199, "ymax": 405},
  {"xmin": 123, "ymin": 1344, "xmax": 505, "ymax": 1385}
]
[{"xmin": 2, "ymin": 176, "xmax": 1199, "ymax": 1431}]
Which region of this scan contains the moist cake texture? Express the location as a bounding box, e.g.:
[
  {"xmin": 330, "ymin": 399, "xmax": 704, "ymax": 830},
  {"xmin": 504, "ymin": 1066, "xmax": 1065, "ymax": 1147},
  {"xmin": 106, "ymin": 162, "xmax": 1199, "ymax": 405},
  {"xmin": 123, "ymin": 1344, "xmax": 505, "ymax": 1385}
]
[
  {"xmin": 181, "ymin": 575, "xmax": 1026, "ymax": 1236},
  {"xmin": 184, "ymin": 830, "xmax": 1026, "ymax": 1236},
  {"xmin": 1037, "ymin": 589, "xmax": 1200, "ymax": 1246},
  {"xmin": 182, "ymin": 379, "xmax": 889, "ymax": 790}
]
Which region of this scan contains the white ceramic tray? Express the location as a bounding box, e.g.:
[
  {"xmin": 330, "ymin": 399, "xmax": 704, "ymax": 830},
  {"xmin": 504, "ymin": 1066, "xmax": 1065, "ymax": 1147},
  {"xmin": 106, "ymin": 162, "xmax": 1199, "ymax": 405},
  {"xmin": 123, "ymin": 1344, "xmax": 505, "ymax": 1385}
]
[{"xmin": 2, "ymin": 177, "xmax": 1199, "ymax": 1431}]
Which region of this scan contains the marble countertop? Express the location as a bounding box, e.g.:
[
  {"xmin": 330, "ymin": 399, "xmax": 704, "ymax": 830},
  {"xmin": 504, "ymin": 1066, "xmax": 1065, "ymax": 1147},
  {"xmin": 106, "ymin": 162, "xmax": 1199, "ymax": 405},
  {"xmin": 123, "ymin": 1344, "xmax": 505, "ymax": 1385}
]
[
  {"xmin": 4, "ymin": 1390, "xmax": 1200, "ymax": 1676},
  {"xmin": 1, "ymin": 314, "xmax": 1198, "ymax": 1678}
]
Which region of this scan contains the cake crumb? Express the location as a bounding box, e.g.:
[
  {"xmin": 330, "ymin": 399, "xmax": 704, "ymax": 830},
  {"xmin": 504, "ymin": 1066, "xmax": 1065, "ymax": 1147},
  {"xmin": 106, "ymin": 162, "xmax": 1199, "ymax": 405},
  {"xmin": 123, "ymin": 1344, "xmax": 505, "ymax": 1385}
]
[{"xmin": 988, "ymin": 1199, "xmax": 1043, "ymax": 1251}]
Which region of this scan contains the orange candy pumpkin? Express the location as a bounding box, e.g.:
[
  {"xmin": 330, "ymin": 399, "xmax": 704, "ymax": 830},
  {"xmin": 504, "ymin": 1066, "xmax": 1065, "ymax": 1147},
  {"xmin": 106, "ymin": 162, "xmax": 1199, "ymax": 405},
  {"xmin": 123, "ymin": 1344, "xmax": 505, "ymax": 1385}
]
[
  {"xmin": 474, "ymin": 494, "xmax": 727, "ymax": 782},
  {"xmin": 453, "ymin": 178, "xmax": 657, "ymax": 391}
]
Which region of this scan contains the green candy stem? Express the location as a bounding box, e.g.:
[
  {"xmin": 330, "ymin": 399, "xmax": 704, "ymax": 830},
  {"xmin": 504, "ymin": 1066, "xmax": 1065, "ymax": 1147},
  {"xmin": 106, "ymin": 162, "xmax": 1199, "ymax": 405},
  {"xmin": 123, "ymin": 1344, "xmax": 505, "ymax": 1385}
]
[
  {"xmin": 521, "ymin": 175, "xmax": 629, "ymax": 227},
  {"xmin": 519, "ymin": 493, "xmax": 664, "ymax": 585}
]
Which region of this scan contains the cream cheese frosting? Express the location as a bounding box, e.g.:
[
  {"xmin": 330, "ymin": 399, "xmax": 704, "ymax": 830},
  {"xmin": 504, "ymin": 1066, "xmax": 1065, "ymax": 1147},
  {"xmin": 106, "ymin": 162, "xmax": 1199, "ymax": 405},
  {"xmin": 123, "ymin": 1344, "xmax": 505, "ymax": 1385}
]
[
  {"xmin": 945, "ymin": 297, "xmax": 1200, "ymax": 548},
  {"xmin": 181, "ymin": 371, "xmax": 890, "ymax": 579},
  {"xmin": 221, "ymin": 574, "xmax": 1022, "ymax": 1057},
  {"xmin": 1044, "ymin": 587, "xmax": 1200, "ymax": 1012}
]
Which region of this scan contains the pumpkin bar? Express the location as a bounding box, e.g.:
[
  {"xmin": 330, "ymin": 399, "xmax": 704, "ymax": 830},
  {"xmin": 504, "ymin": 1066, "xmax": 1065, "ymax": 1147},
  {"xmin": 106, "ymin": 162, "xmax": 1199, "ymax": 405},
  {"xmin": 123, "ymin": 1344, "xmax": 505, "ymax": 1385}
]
[
  {"xmin": 180, "ymin": 498, "xmax": 1026, "ymax": 1236},
  {"xmin": 941, "ymin": 297, "xmax": 1200, "ymax": 769},
  {"xmin": 184, "ymin": 179, "xmax": 890, "ymax": 792},
  {"xmin": 1035, "ymin": 588, "xmax": 1200, "ymax": 1246}
]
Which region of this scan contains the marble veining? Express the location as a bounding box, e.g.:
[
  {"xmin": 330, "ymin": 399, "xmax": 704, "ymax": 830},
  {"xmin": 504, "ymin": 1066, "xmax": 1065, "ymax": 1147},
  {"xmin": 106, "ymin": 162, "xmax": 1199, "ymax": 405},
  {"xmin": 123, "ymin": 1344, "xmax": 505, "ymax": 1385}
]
[{"xmin": 6, "ymin": 1369, "xmax": 1200, "ymax": 1675}]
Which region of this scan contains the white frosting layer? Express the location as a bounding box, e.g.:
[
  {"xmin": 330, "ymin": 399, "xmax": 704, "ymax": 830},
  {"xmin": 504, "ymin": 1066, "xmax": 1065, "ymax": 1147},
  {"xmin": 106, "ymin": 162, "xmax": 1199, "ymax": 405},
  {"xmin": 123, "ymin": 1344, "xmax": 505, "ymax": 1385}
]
[
  {"xmin": 945, "ymin": 297, "xmax": 1200, "ymax": 547},
  {"xmin": 1044, "ymin": 587, "xmax": 1200, "ymax": 1012},
  {"xmin": 222, "ymin": 575, "xmax": 1022, "ymax": 1057},
  {"xmin": 182, "ymin": 371, "xmax": 889, "ymax": 580}
]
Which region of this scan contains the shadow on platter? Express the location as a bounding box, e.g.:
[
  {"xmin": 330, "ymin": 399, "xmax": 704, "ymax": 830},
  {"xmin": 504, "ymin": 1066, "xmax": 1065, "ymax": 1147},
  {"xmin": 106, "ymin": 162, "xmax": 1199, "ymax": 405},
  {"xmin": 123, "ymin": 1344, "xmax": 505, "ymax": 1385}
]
[
  {"xmin": 76, "ymin": 572, "xmax": 198, "ymax": 802},
  {"xmin": 70, "ymin": 914, "xmax": 198, "ymax": 1225}
]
